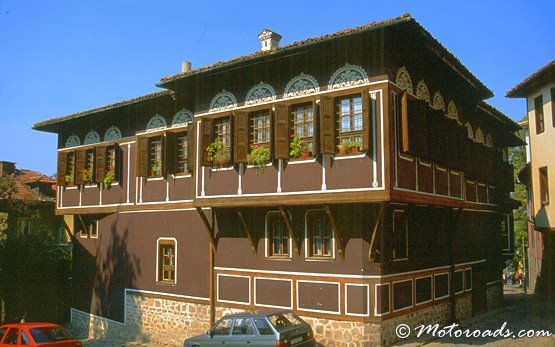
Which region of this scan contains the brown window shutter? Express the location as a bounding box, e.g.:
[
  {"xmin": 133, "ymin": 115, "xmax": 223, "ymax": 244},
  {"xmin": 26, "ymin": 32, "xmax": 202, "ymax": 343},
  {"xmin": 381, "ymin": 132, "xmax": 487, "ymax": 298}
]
[
  {"xmin": 362, "ymin": 91, "xmax": 372, "ymax": 152},
  {"xmin": 74, "ymin": 149, "xmax": 86, "ymax": 185},
  {"xmin": 136, "ymin": 136, "xmax": 149, "ymax": 177},
  {"xmin": 187, "ymin": 122, "xmax": 196, "ymax": 173},
  {"xmin": 95, "ymin": 145, "xmax": 107, "ymax": 184},
  {"xmin": 201, "ymin": 119, "xmax": 213, "ymax": 166},
  {"xmin": 274, "ymin": 104, "xmax": 290, "ymax": 159},
  {"xmin": 319, "ymin": 96, "xmax": 336, "ymax": 155},
  {"xmin": 401, "ymin": 92, "xmax": 410, "ymax": 154},
  {"xmin": 57, "ymin": 152, "xmax": 68, "ymax": 186},
  {"xmin": 234, "ymin": 112, "xmax": 248, "ymax": 163},
  {"xmin": 115, "ymin": 144, "xmax": 123, "ymax": 182},
  {"xmin": 164, "ymin": 131, "xmax": 177, "ymax": 175},
  {"xmin": 312, "ymin": 100, "xmax": 320, "ymax": 156}
]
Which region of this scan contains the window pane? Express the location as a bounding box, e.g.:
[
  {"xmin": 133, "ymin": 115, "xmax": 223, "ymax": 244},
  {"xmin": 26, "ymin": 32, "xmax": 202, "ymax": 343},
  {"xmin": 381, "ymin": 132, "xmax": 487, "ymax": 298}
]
[
  {"xmin": 212, "ymin": 318, "xmax": 234, "ymax": 336},
  {"xmin": 177, "ymin": 132, "xmax": 188, "ymax": 174},
  {"xmin": 232, "ymin": 318, "xmax": 255, "ymax": 336},
  {"xmin": 253, "ymin": 318, "xmax": 274, "ymax": 335}
]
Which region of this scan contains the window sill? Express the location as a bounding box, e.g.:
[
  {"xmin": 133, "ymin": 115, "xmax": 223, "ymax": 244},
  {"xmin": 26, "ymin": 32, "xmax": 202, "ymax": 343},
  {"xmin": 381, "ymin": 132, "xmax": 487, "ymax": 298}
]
[
  {"xmin": 393, "ymin": 257, "xmax": 409, "ymax": 262},
  {"xmin": 174, "ymin": 173, "xmax": 192, "ymax": 178},
  {"xmin": 64, "ymin": 185, "xmax": 78, "ymax": 190},
  {"xmin": 266, "ymin": 256, "xmax": 292, "ymax": 261},
  {"xmin": 305, "ymin": 257, "xmax": 335, "ymax": 262},
  {"xmin": 334, "ymin": 153, "xmax": 366, "ymax": 160},
  {"xmin": 288, "ymin": 158, "xmax": 316, "ymax": 165},
  {"xmin": 156, "ymin": 281, "xmax": 177, "ymax": 286},
  {"xmin": 146, "ymin": 176, "xmax": 165, "ymax": 181}
]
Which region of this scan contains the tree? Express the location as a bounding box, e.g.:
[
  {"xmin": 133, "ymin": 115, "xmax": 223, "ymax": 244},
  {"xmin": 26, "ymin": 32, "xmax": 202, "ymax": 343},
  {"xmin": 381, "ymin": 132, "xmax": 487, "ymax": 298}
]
[{"xmin": 510, "ymin": 145, "xmax": 527, "ymax": 268}]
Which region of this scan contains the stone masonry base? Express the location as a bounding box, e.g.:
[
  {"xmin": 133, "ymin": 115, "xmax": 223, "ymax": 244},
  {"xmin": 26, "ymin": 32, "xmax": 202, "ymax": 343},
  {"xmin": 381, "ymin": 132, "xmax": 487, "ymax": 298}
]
[{"xmin": 70, "ymin": 291, "xmax": 475, "ymax": 346}]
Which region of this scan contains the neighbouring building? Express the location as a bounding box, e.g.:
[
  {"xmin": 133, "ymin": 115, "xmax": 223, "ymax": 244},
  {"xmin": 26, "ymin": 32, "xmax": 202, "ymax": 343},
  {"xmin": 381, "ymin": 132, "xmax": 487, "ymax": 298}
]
[
  {"xmin": 33, "ymin": 14, "xmax": 522, "ymax": 346},
  {"xmin": 508, "ymin": 60, "xmax": 555, "ymax": 300}
]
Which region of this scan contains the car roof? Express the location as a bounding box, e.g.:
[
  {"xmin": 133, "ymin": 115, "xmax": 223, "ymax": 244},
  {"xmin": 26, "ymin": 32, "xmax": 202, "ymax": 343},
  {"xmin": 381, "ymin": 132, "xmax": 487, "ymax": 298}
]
[
  {"xmin": 0, "ymin": 322, "xmax": 60, "ymax": 329},
  {"xmin": 223, "ymin": 310, "xmax": 292, "ymax": 318}
]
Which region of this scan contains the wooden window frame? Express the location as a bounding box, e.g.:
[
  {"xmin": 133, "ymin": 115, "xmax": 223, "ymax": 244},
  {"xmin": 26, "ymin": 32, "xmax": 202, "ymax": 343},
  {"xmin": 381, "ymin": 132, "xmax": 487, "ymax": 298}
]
[
  {"xmin": 534, "ymin": 94, "xmax": 544, "ymax": 134},
  {"xmin": 266, "ymin": 212, "xmax": 291, "ymax": 258},
  {"xmin": 392, "ymin": 209, "xmax": 408, "ymax": 261},
  {"xmin": 157, "ymin": 238, "xmax": 177, "ymax": 284},
  {"xmin": 250, "ymin": 109, "xmax": 272, "ymax": 147},
  {"xmin": 336, "ymin": 94, "xmax": 364, "ymax": 150},
  {"xmin": 539, "ymin": 166, "xmax": 549, "ymax": 205},
  {"xmin": 175, "ymin": 131, "xmax": 189, "ymax": 175},
  {"xmin": 96, "ymin": 142, "xmax": 122, "ymax": 186},
  {"xmin": 291, "ymin": 103, "xmax": 316, "ymax": 156},
  {"xmin": 89, "ymin": 220, "xmax": 98, "ymax": 239},
  {"xmin": 148, "ymin": 135, "xmax": 164, "ymax": 177},
  {"xmin": 305, "ymin": 210, "xmax": 334, "ymax": 259}
]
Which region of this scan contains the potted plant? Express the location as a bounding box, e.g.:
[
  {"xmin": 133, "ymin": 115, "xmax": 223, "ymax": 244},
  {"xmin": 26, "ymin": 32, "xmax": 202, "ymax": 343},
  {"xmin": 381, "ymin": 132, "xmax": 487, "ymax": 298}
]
[
  {"xmin": 64, "ymin": 173, "xmax": 74, "ymax": 185},
  {"xmin": 290, "ymin": 135, "xmax": 311, "ymax": 160},
  {"xmin": 246, "ymin": 144, "xmax": 271, "ymax": 175},
  {"xmin": 338, "ymin": 140, "xmax": 363, "ymax": 156},
  {"xmin": 207, "ymin": 138, "xmax": 231, "ymax": 167},
  {"xmin": 81, "ymin": 169, "xmax": 94, "ymax": 184},
  {"xmin": 103, "ymin": 170, "xmax": 115, "ymax": 189},
  {"xmin": 151, "ymin": 161, "xmax": 162, "ymax": 176}
]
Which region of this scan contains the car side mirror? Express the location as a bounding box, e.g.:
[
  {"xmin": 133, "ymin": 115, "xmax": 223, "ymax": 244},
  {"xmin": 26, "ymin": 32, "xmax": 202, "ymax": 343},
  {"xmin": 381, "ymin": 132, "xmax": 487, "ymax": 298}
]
[{"xmin": 207, "ymin": 330, "xmax": 213, "ymax": 338}]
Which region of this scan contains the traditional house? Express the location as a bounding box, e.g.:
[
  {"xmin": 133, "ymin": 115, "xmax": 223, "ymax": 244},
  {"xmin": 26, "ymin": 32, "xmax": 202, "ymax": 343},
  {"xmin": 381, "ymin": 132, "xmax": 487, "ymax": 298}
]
[
  {"xmin": 34, "ymin": 14, "xmax": 521, "ymax": 346},
  {"xmin": 508, "ymin": 60, "xmax": 555, "ymax": 300}
]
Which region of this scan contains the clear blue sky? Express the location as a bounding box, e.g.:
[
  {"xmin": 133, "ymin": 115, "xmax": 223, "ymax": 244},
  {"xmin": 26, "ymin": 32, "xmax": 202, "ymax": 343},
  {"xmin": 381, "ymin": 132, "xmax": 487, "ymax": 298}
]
[{"xmin": 1, "ymin": 1, "xmax": 553, "ymax": 176}]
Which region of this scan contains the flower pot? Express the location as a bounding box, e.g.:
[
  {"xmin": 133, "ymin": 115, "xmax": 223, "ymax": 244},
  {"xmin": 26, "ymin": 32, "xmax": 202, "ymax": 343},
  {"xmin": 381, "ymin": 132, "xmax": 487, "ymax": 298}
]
[
  {"xmin": 338, "ymin": 147, "xmax": 347, "ymax": 156},
  {"xmin": 349, "ymin": 147, "xmax": 360, "ymax": 155},
  {"xmin": 300, "ymin": 150, "xmax": 311, "ymax": 159}
]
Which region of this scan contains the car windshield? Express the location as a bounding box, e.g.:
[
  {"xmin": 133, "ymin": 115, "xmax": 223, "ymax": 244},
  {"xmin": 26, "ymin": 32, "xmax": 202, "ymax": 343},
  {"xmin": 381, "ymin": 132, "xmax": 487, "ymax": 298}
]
[
  {"xmin": 30, "ymin": 326, "xmax": 72, "ymax": 343},
  {"xmin": 267, "ymin": 313, "xmax": 304, "ymax": 332}
]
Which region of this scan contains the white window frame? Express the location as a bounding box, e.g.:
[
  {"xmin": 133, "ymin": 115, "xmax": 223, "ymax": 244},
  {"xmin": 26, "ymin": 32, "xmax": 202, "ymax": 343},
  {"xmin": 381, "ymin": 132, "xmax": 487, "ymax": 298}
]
[
  {"xmin": 304, "ymin": 209, "xmax": 335, "ymax": 260},
  {"xmin": 264, "ymin": 211, "xmax": 292, "ymax": 259}
]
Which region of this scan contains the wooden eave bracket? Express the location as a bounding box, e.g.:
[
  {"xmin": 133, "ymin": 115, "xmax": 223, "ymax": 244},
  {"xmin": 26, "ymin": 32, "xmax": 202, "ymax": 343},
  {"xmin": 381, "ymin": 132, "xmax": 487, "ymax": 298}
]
[
  {"xmin": 278, "ymin": 205, "xmax": 300, "ymax": 258},
  {"xmin": 324, "ymin": 204, "xmax": 345, "ymax": 260},
  {"xmin": 369, "ymin": 203, "xmax": 384, "ymax": 262},
  {"xmin": 77, "ymin": 215, "xmax": 87, "ymax": 235},
  {"xmin": 236, "ymin": 209, "xmax": 257, "ymax": 255},
  {"xmin": 196, "ymin": 207, "xmax": 217, "ymax": 253}
]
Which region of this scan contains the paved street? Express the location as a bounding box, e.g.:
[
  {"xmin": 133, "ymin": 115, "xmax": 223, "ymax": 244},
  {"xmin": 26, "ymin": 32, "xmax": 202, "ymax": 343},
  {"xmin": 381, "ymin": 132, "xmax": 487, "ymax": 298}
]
[{"xmin": 70, "ymin": 286, "xmax": 554, "ymax": 346}]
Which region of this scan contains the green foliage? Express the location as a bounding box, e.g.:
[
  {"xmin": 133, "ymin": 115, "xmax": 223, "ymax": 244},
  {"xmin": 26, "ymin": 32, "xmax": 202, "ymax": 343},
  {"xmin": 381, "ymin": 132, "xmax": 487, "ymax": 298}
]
[
  {"xmin": 151, "ymin": 161, "xmax": 162, "ymax": 176},
  {"xmin": 207, "ymin": 138, "xmax": 230, "ymax": 166},
  {"xmin": 81, "ymin": 169, "xmax": 93, "ymax": 184},
  {"xmin": 338, "ymin": 140, "xmax": 363, "ymax": 154},
  {"xmin": 247, "ymin": 145, "xmax": 271, "ymax": 175},
  {"xmin": 510, "ymin": 146, "xmax": 528, "ymax": 266},
  {"xmin": 103, "ymin": 171, "xmax": 115, "ymax": 189},
  {"xmin": 290, "ymin": 135, "xmax": 307, "ymax": 158},
  {"xmin": 64, "ymin": 173, "xmax": 74, "ymax": 184},
  {"xmin": 0, "ymin": 176, "xmax": 16, "ymax": 200}
]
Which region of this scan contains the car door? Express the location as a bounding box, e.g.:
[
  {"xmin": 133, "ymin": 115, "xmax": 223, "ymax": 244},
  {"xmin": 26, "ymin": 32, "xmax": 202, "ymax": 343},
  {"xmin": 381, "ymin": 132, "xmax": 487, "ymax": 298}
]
[
  {"xmin": 227, "ymin": 318, "xmax": 257, "ymax": 347},
  {"xmin": 205, "ymin": 317, "xmax": 233, "ymax": 346}
]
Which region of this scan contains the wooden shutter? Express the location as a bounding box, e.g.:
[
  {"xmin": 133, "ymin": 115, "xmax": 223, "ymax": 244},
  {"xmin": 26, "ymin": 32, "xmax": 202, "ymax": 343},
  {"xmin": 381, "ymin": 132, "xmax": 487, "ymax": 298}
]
[
  {"xmin": 136, "ymin": 136, "xmax": 149, "ymax": 177},
  {"xmin": 200, "ymin": 119, "xmax": 213, "ymax": 166},
  {"xmin": 187, "ymin": 122, "xmax": 196, "ymax": 173},
  {"xmin": 96, "ymin": 145, "xmax": 107, "ymax": 183},
  {"xmin": 57, "ymin": 152, "xmax": 68, "ymax": 186},
  {"xmin": 312, "ymin": 100, "xmax": 320, "ymax": 156},
  {"xmin": 362, "ymin": 91, "xmax": 372, "ymax": 152},
  {"xmin": 74, "ymin": 149, "xmax": 86, "ymax": 185},
  {"xmin": 164, "ymin": 131, "xmax": 177, "ymax": 175},
  {"xmin": 319, "ymin": 96, "xmax": 336, "ymax": 155},
  {"xmin": 115, "ymin": 144, "xmax": 123, "ymax": 182},
  {"xmin": 401, "ymin": 92, "xmax": 410, "ymax": 154},
  {"xmin": 234, "ymin": 112, "xmax": 248, "ymax": 163},
  {"xmin": 274, "ymin": 104, "xmax": 290, "ymax": 159}
]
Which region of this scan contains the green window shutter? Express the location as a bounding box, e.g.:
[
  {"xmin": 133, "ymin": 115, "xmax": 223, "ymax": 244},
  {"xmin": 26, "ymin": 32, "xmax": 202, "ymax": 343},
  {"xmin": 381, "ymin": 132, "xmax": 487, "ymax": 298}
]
[
  {"xmin": 362, "ymin": 91, "xmax": 371, "ymax": 152},
  {"xmin": 136, "ymin": 136, "xmax": 149, "ymax": 177},
  {"xmin": 74, "ymin": 149, "xmax": 86, "ymax": 185},
  {"xmin": 201, "ymin": 119, "xmax": 213, "ymax": 167},
  {"xmin": 234, "ymin": 112, "xmax": 248, "ymax": 163},
  {"xmin": 95, "ymin": 145, "xmax": 107, "ymax": 184},
  {"xmin": 165, "ymin": 131, "xmax": 177, "ymax": 175},
  {"xmin": 57, "ymin": 152, "xmax": 67, "ymax": 186},
  {"xmin": 312, "ymin": 100, "xmax": 320, "ymax": 156},
  {"xmin": 274, "ymin": 104, "xmax": 290, "ymax": 160},
  {"xmin": 319, "ymin": 96, "xmax": 336, "ymax": 155},
  {"xmin": 187, "ymin": 122, "xmax": 196, "ymax": 173}
]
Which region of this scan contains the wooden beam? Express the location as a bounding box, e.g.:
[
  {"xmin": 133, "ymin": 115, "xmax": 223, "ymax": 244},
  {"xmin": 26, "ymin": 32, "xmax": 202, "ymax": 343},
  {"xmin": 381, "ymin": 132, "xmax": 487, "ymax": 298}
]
[
  {"xmin": 324, "ymin": 204, "xmax": 344, "ymax": 260},
  {"xmin": 195, "ymin": 207, "xmax": 217, "ymax": 253},
  {"xmin": 236, "ymin": 209, "xmax": 257, "ymax": 255},
  {"xmin": 369, "ymin": 204, "xmax": 384, "ymax": 262},
  {"xmin": 278, "ymin": 205, "xmax": 299, "ymax": 257},
  {"xmin": 77, "ymin": 214, "xmax": 88, "ymax": 235}
]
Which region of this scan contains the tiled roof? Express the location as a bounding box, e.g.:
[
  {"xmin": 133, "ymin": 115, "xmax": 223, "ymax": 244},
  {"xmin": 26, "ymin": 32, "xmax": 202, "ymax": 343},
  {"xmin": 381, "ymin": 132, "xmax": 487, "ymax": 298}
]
[
  {"xmin": 507, "ymin": 60, "xmax": 555, "ymax": 97},
  {"xmin": 2, "ymin": 169, "xmax": 56, "ymax": 202},
  {"xmin": 158, "ymin": 13, "xmax": 492, "ymax": 98},
  {"xmin": 477, "ymin": 101, "xmax": 520, "ymax": 131},
  {"xmin": 33, "ymin": 90, "xmax": 172, "ymax": 131}
]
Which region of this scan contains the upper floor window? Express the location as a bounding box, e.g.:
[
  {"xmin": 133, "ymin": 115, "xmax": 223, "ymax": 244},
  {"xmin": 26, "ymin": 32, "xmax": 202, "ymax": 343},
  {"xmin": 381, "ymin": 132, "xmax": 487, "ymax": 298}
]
[
  {"xmin": 106, "ymin": 146, "xmax": 117, "ymax": 173},
  {"xmin": 534, "ymin": 95, "xmax": 544, "ymax": 134},
  {"xmin": 251, "ymin": 110, "xmax": 271, "ymax": 146},
  {"xmin": 157, "ymin": 239, "xmax": 176, "ymax": 284},
  {"xmin": 292, "ymin": 103, "xmax": 315, "ymax": 154},
  {"xmin": 148, "ymin": 136, "xmax": 163, "ymax": 177},
  {"xmin": 64, "ymin": 152, "xmax": 75, "ymax": 185},
  {"xmin": 215, "ymin": 117, "xmax": 232, "ymax": 148},
  {"xmin": 267, "ymin": 212, "xmax": 290, "ymax": 258},
  {"xmin": 306, "ymin": 210, "xmax": 333, "ymax": 258},
  {"xmin": 176, "ymin": 131, "xmax": 189, "ymax": 175},
  {"xmin": 83, "ymin": 148, "xmax": 95, "ymax": 184},
  {"xmin": 540, "ymin": 166, "xmax": 549, "ymax": 205},
  {"xmin": 337, "ymin": 94, "xmax": 363, "ymax": 151}
]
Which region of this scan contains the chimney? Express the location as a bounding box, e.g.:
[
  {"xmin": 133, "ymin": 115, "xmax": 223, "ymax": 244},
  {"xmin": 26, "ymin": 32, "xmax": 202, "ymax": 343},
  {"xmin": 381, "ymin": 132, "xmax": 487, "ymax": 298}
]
[
  {"xmin": 258, "ymin": 29, "xmax": 282, "ymax": 51},
  {"xmin": 181, "ymin": 61, "xmax": 192, "ymax": 73},
  {"xmin": 0, "ymin": 161, "xmax": 16, "ymax": 177}
]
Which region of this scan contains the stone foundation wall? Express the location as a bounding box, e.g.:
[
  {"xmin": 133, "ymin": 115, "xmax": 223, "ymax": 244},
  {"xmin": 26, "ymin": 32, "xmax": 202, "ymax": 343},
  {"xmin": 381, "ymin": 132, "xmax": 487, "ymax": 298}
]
[
  {"xmin": 70, "ymin": 309, "xmax": 128, "ymax": 340},
  {"xmin": 486, "ymin": 282, "xmax": 503, "ymax": 309}
]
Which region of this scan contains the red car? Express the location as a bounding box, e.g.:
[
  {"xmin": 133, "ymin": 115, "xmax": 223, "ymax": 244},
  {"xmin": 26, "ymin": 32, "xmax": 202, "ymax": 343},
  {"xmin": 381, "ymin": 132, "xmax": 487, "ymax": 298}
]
[{"xmin": 0, "ymin": 323, "xmax": 82, "ymax": 347}]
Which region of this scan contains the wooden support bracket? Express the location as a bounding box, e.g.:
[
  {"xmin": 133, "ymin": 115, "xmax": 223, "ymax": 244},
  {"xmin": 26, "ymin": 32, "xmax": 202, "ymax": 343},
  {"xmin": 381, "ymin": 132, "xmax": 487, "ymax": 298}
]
[
  {"xmin": 236, "ymin": 209, "xmax": 257, "ymax": 255},
  {"xmin": 278, "ymin": 205, "xmax": 300, "ymax": 257},
  {"xmin": 196, "ymin": 207, "xmax": 217, "ymax": 253},
  {"xmin": 324, "ymin": 204, "xmax": 344, "ymax": 260},
  {"xmin": 369, "ymin": 203, "xmax": 384, "ymax": 262},
  {"xmin": 77, "ymin": 215, "xmax": 88, "ymax": 236}
]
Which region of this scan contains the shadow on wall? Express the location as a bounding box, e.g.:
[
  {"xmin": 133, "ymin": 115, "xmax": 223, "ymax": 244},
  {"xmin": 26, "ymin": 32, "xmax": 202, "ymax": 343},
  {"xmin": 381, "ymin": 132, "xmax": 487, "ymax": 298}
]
[{"xmin": 534, "ymin": 207, "xmax": 555, "ymax": 301}]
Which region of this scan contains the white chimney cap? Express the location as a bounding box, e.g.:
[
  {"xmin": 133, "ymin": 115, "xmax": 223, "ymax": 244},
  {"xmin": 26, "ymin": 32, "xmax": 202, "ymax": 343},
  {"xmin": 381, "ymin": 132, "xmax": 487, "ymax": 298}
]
[{"xmin": 258, "ymin": 28, "xmax": 282, "ymax": 51}]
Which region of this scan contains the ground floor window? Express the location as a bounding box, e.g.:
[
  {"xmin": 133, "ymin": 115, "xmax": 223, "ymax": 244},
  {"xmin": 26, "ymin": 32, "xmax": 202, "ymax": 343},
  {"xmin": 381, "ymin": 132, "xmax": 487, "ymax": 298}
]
[
  {"xmin": 157, "ymin": 238, "xmax": 176, "ymax": 284},
  {"xmin": 267, "ymin": 212, "xmax": 290, "ymax": 258},
  {"xmin": 306, "ymin": 210, "xmax": 333, "ymax": 258}
]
